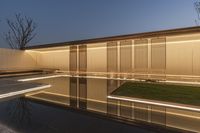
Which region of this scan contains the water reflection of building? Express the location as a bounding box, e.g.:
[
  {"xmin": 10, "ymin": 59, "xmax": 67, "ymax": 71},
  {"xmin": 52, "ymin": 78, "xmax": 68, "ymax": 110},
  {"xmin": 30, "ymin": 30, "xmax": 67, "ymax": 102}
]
[
  {"xmin": 2, "ymin": 26, "xmax": 200, "ymax": 132},
  {"xmin": 25, "ymin": 77, "xmax": 200, "ymax": 132}
]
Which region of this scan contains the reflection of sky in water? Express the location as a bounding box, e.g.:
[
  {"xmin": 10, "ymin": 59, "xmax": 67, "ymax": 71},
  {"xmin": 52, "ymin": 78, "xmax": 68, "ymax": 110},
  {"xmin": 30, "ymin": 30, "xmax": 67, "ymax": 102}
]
[{"xmin": 0, "ymin": 97, "xmax": 152, "ymax": 133}]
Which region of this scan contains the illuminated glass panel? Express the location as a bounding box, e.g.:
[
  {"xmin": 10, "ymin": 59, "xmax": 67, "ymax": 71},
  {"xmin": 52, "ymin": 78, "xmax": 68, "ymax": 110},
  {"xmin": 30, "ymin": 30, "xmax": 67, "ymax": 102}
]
[
  {"xmin": 151, "ymin": 38, "xmax": 166, "ymax": 70},
  {"xmin": 79, "ymin": 78, "xmax": 87, "ymax": 109},
  {"xmin": 151, "ymin": 105, "xmax": 166, "ymax": 125},
  {"xmin": 134, "ymin": 103, "xmax": 149, "ymax": 121},
  {"xmin": 107, "ymin": 42, "xmax": 118, "ymax": 77},
  {"xmin": 70, "ymin": 77, "xmax": 77, "ymax": 107},
  {"xmin": 134, "ymin": 39, "xmax": 148, "ymax": 69},
  {"xmin": 70, "ymin": 46, "xmax": 77, "ymax": 73},
  {"xmin": 79, "ymin": 45, "xmax": 87, "ymax": 73},
  {"xmin": 120, "ymin": 101, "xmax": 132, "ymax": 119},
  {"xmin": 134, "ymin": 39, "xmax": 148, "ymax": 79},
  {"xmin": 107, "ymin": 99, "xmax": 118, "ymax": 116},
  {"xmin": 107, "ymin": 79, "xmax": 118, "ymax": 95},
  {"xmin": 120, "ymin": 40, "xmax": 132, "ymax": 77},
  {"xmin": 107, "ymin": 79, "xmax": 118, "ymax": 115},
  {"xmin": 151, "ymin": 38, "xmax": 166, "ymax": 80}
]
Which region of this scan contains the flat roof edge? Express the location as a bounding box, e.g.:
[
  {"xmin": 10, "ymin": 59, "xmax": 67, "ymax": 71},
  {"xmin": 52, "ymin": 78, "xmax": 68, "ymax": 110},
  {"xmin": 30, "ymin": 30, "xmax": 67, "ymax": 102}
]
[{"xmin": 25, "ymin": 26, "xmax": 200, "ymax": 50}]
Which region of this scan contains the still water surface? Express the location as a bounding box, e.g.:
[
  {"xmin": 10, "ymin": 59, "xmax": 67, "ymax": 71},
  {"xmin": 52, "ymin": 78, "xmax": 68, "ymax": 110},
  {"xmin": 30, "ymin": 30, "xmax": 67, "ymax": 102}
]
[
  {"xmin": 0, "ymin": 98, "xmax": 157, "ymax": 133},
  {"xmin": 0, "ymin": 75, "xmax": 198, "ymax": 133}
]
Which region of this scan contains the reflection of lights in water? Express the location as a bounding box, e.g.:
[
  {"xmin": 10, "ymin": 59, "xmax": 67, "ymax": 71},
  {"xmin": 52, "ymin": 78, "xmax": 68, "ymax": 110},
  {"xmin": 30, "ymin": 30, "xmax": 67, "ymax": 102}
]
[
  {"xmin": 108, "ymin": 95, "xmax": 200, "ymax": 112},
  {"xmin": 110, "ymin": 73, "xmax": 114, "ymax": 78},
  {"xmin": 0, "ymin": 85, "xmax": 51, "ymax": 99},
  {"xmin": 18, "ymin": 73, "xmax": 200, "ymax": 86}
]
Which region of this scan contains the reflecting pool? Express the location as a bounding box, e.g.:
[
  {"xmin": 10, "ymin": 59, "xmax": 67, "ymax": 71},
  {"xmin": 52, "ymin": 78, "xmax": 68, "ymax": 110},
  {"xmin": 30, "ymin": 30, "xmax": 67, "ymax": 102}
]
[{"xmin": 21, "ymin": 76, "xmax": 200, "ymax": 132}]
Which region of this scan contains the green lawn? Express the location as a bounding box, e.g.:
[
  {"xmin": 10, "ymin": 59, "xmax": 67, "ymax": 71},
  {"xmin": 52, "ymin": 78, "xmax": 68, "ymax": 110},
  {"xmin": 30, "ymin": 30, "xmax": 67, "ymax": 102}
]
[{"xmin": 112, "ymin": 82, "xmax": 200, "ymax": 106}]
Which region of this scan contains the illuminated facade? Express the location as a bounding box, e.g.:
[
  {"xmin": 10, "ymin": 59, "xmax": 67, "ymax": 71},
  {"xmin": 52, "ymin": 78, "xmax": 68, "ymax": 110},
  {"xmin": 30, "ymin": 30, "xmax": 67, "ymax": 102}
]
[
  {"xmin": 1, "ymin": 26, "xmax": 200, "ymax": 132},
  {"xmin": 19, "ymin": 26, "xmax": 200, "ymax": 82},
  {"xmin": 0, "ymin": 26, "xmax": 200, "ymax": 81}
]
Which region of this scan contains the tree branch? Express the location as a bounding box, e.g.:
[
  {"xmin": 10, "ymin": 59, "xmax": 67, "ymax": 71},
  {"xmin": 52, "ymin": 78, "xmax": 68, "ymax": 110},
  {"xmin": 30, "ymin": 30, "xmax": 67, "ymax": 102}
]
[{"xmin": 4, "ymin": 13, "xmax": 37, "ymax": 50}]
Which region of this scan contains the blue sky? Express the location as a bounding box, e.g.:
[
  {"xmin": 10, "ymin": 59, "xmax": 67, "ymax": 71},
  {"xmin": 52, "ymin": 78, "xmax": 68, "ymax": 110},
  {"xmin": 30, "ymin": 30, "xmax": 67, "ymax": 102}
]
[{"xmin": 0, "ymin": 0, "xmax": 198, "ymax": 48}]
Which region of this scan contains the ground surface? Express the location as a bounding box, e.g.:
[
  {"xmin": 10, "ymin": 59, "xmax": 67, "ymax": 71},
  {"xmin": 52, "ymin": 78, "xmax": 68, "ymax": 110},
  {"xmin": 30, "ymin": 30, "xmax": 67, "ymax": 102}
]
[{"xmin": 112, "ymin": 82, "xmax": 200, "ymax": 106}]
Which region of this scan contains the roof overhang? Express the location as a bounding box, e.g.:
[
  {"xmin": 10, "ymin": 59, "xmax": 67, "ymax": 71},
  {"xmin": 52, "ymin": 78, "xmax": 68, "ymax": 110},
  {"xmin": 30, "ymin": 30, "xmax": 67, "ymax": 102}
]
[{"xmin": 25, "ymin": 26, "xmax": 200, "ymax": 50}]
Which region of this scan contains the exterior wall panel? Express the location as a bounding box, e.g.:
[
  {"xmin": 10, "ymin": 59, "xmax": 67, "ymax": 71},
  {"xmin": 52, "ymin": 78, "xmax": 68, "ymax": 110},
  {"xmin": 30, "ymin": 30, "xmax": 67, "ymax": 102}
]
[
  {"xmin": 151, "ymin": 38, "xmax": 166, "ymax": 80},
  {"xmin": 120, "ymin": 40, "xmax": 132, "ymax": 78},
  {"xmin": 37, "ymin": 49, "xmax": 69, "ymax": 71},
  {"xmin": 134, "ymin": 39, "xmax": 148, "ymax": 79},
  {"xmin": 0, "ymin": 48, "xmax": 37, "ymax": 70},
  {"xmin": 87, "ymin": 43, "xmax": 107, "ymax": 73},
  {"xmin": 70, "ymin": 46, "xmax": 77, "ymax": 72},
  {"xmin": 79, "ymin": 45, "xmax": 87, "ymax": 72},
  {"xmin": 107, "ymin": 42, "xmax": 118, "ymax": 77}
]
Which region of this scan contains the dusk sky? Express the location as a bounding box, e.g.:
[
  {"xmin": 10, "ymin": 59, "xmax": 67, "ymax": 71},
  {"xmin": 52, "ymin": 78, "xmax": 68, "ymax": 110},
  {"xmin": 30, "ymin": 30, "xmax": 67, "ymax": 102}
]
[{"xmin": 0, "ymin": 0, "xmax": 198, "ymax": 48}]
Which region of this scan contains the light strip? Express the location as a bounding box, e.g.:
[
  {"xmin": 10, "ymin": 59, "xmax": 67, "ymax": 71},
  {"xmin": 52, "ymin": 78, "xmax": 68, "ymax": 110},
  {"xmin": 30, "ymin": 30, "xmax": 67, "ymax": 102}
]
[
  {"xmin": 18, "ymin": 75, "xmax": 63, "ymax": 81},
  {"xmin": 166, "ymin": 112, "xmax": 200, "ymax": 119},
  {"xmin": 167, "ymin": 39, "xmax": 200, "ymax": 44},
  {"xmin": 159, "ymin": 80, "xmax": 200, "ymax": 85},
  {"xmin": 28, "ymin": 90, "xmax": 108, "ymax": 104},
  {"xmin": 37, "ymin": 49, "xmax": 69, "ymax": 53},
  {"xmin": 108, "ymin": 95, "xmax": 200, "ymax": 112},
  {"xmin": 27, "ymin": 95, "xmax": 68, "ymax": 106},
  {"xmin": 0, "ymin": 85, "xmax": 51, "ymax": 99},
  {"xmin": 18, "ymin": 74, "xmax": 200, "ymax": 86},
  {"xmin": 27, "ymin": 38, "xmax": 200, "ymax": 53},
  {"xmin": 56, "ymin": 71, "xmax": 200, "ymax": 79}
]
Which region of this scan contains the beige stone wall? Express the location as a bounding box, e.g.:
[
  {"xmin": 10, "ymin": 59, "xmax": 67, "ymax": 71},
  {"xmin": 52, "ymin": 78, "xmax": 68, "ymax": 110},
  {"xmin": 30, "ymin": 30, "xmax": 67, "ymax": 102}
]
[
  {"xmin": 3, "ymin": 32, "xmax": 199, "ymax": 81},
  {"xmin": 87, "ymin": 43, "xmax": 107, "ymax": 73},
  {"xmin": 0, "ymin": 48, "xmax": 37, "ymax": 70},
  {"xmin": 166, "ymin": 33, "xmax": 200, "ymax": 76},
  {"xmin": 37, "ymin": 48, "xmax": 69, "ymax": 71}
]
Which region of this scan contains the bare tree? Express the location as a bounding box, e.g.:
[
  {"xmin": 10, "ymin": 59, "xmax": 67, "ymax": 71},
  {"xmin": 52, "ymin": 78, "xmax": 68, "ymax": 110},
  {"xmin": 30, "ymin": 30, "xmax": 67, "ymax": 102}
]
[
  {"xmin": 4, "ymin": 13, "xmax": 37, "ymax": 50},
  {"xmin": 194, "ymin": 0, "xmax": 200, "ymax": 25}
]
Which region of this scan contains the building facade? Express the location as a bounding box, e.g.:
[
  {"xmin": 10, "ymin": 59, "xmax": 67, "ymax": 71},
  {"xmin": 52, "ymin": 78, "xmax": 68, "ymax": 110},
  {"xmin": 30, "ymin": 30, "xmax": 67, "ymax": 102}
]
[{"xmin": 1, "ymin": 26, "xmax": 200, "ymax": 82}]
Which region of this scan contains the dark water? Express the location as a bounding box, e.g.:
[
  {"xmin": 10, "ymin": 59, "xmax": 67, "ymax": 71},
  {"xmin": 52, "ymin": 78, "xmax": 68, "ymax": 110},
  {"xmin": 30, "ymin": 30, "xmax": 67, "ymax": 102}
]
[{"xmin": 0, "ymin": 98, "xmax": 157, "ymax": 133}]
